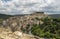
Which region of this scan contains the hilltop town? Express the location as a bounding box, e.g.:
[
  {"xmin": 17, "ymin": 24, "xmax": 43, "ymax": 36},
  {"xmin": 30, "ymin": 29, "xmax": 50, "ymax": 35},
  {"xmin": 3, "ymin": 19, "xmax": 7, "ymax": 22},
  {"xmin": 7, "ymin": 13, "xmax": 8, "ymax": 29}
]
[
  {"xmin": 2, "ymin": 12, "xmax": 47, "ymax": 32},
  {"xmin": 0, "ymin": 12, "xmax": 48, "ymax": 39}
]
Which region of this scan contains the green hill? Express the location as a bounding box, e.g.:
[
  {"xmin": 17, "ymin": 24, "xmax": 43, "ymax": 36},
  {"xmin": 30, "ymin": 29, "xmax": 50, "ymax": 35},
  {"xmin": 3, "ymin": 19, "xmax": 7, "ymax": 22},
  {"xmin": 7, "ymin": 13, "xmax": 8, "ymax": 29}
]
[{"xmin": 0, "ymin": 14, "xmax": 13, "ymax": 19}]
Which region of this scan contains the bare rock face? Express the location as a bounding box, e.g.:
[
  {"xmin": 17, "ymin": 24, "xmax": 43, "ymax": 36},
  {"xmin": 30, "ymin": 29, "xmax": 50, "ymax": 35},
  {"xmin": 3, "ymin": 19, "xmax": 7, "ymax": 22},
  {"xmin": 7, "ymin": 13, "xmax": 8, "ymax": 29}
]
[{"xmin": 0, "ymin": 27, "xmax": 39, "ymax": 39}]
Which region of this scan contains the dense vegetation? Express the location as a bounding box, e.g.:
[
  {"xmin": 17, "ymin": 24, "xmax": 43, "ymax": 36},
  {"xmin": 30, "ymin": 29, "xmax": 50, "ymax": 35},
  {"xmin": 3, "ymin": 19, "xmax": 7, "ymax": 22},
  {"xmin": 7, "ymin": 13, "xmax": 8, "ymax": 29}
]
[{"xmin": 31, "ymin": 17, "xmax": 60, "ymax": 39}]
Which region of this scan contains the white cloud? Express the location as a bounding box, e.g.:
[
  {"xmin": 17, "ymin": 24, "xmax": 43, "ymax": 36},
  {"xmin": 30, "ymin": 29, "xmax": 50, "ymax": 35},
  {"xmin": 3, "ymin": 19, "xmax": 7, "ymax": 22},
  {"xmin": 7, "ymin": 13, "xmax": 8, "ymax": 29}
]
[{"xmin": 0, "ymin": 0, "xmax": 60, "ymax": 15}]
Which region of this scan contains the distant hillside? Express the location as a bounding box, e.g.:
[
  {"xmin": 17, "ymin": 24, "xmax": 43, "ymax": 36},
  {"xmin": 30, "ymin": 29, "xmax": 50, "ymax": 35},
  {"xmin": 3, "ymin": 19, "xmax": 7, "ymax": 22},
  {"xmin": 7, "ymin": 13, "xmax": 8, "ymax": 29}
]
[
  {"xmin": 0, "ymin": 14, "xmax": 13, "ymax": 24},
  {"xmin": 0, "ymin": 14, "xmax": 13, "ymax": 19},
  {"xmin": 48, "ymin": 14, "xmax": 60, "ymax": 18}
]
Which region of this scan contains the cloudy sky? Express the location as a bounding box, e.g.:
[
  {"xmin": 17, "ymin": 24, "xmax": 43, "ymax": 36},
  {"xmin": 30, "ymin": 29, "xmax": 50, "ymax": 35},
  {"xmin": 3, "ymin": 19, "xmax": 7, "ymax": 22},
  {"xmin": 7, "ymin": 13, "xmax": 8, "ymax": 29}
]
[{"xmin": 0, "ymin": 0, "xmax": 60, "ymax": 15}]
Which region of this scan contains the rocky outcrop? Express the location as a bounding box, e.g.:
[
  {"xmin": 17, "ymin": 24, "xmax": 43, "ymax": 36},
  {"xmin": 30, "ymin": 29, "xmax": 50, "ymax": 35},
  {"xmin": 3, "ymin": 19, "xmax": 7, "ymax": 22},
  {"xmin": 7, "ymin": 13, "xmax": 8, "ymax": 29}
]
[{"xmin": 0, "ymin": 26, "xmax": 39, "ymax": 39}]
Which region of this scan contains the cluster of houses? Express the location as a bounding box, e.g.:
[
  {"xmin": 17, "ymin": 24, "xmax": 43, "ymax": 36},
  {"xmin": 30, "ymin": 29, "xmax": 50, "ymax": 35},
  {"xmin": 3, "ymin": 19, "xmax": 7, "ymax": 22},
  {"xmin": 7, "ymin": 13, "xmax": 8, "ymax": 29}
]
[{"xmin": 2, "ymin": 12, "xmax": 47, "ymax": 34}]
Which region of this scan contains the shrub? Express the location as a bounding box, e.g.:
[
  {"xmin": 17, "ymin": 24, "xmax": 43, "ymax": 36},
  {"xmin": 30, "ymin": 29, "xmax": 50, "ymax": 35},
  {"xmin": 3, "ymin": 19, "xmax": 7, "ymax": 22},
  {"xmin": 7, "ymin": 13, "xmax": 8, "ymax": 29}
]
[{"xmin": 31, "ymin": 17, "xmax": 60, "ymax": 38}]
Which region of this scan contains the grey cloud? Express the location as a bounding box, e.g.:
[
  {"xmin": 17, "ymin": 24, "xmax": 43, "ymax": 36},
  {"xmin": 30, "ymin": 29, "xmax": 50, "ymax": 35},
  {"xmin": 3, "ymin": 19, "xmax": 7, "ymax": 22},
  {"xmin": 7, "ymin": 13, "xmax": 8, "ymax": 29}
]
[{"xmin": 0, "ymin": 0, "xmax": 60, "ymax": 15}]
